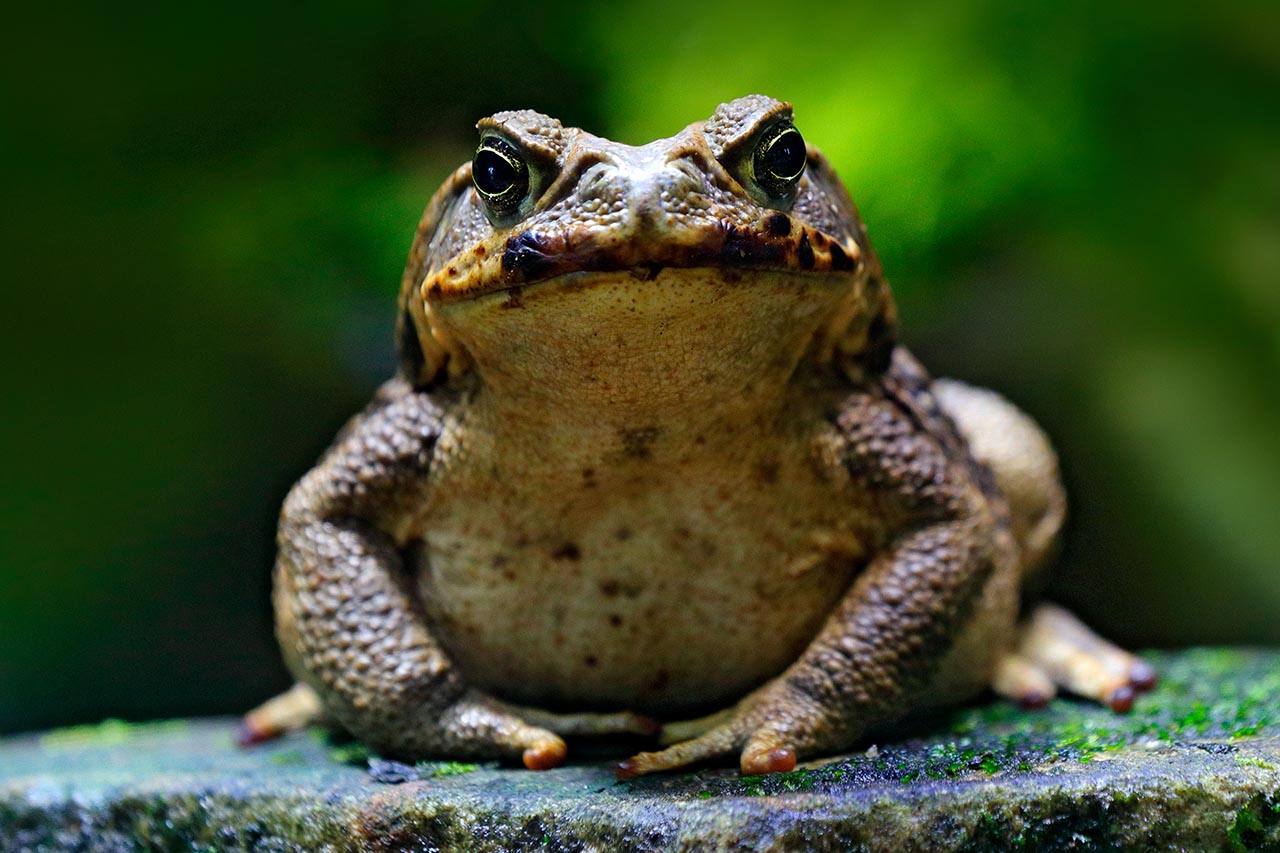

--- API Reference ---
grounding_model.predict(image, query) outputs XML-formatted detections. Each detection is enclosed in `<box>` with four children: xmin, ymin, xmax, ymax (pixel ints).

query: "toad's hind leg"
<box><xmin>933</xmin><ymin>379</ymin><xmax>1156</xmax><ymax>710</ymax></box>
<box><xmin>931</xmin><ymin>379</ymin><xmax>1065</xmax><ymax>576</ymax></box>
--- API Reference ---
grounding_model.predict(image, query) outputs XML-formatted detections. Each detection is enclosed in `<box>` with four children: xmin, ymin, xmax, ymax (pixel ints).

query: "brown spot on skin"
<box><xmin>608</xmin><ymin>613</ymin><xmax>623</xmax><ymax>627</ymax></box>
<box><xmin>811</xmin><ymin>231</ymin><xmax>828</xmax><ymax>249</ymax></box>
<box><xmin>493</xmin><ymin>554</ymin><xmax>516</xmax><ymax>581</ymax></box>
<box><xmin>500</xmin><ymin>287</ymin><xmax>524</xmax><ymax>310</ymax></box>
<box><xmin>599</xmin><ymin>580</ymin><xmax>621</xmax><ymax>597</ymax></box>
<box><xmin>427</xmin><ymin>282</ymin><xmax>443</xmax><ymax>298</ymax></box>
<box><xmin>447</xmin><ymin>265</ymin><xmax>458</xmax><ymax>277</ymax></box>
<box><xmin>755</xmin><ymin>460</ymin><xmax>780</xmax><ymax>484</ymax></box>
<box><xmin>765</xmin><ymin>212</ymin><xmax>791</xmax><ymax>236</ymax></box>
<box><xmin>829</xmin><ymin>242</ymin><xmax>855</xmax><ymax>271</ymax></box>
<box><xmin>584</xmin><ymin>654</ymin><xmax>598</xmax><ymax>668</ymax></box>
<box><xmin>552</xmin><ymin>542</ymin><xmax>581</xmax><ymax>561</ymax></box>
<box><xmin>619</xmin><ymin>426</ymin><xmax>660</xmax><ymax>459</ymax></box>
<box><xmin>796</xmin><ymin>232</ymin><xmax>815</xmax><ymax>270</ymax></box>
<box><xmin>647</xmin><ymin>669</ymin><xmax>671</xmax><ymax>692</ymax></box>
<box><xmin>614</xmin><ymin>526</ymin><xmax>632</xmax><ymax>541</ymax></box>
<box><xmin>473</xmin><ymin>245</ymin><xmax>486</xmax><ymax>258</ymax></box>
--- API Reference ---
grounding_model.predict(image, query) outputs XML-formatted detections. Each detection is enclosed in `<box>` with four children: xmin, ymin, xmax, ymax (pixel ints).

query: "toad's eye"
<box><xmin>472</xmin><ymin>137</ymin><xmax>529</xmax><ymax>213</ymax></box>
<box><xmin>752</xmin><ymin>122</ymin><xmax>806</xmax><ymax>197</ymax></box>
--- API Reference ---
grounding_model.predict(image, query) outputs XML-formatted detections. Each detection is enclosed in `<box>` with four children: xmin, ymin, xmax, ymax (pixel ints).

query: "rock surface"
<box><xmin>2</xmin><ymin>648</ymin><xmax>1279</xmax><ymax>852</ymax></box>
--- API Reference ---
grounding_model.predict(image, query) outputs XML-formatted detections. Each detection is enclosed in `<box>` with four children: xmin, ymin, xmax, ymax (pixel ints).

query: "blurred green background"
<box><xmin>2</xmin><ymin>0</ymin><xmax>1277</xmax><ymax>735</ymax></box>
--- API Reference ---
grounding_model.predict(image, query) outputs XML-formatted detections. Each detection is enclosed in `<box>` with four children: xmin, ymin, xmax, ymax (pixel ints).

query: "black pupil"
<box><xmin>474</xmin><ymin>147</ymin><xmax>519</xmax><ymax>196</ymax></box>
<box><xmin>764</xmin><ymin>128</ymin><xmax>805</xmax><ymax>180</ymax></box>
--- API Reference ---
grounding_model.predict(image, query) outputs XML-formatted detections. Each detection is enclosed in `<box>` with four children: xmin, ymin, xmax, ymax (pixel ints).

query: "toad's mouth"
<box><xmin>421</xmin><ymin>217</ymin><xmax>866</xmax><ymax>304</ymax></box>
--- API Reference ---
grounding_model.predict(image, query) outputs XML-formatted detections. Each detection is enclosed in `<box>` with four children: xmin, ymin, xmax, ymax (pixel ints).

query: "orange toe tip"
<box><xmin>522</xmin><ymin>738</ymin><xmax>567</xmax><ymax>771</ymax></box>
<box><xmin>1108</xmin><ymin>685</ymin><xmax>1136</xmax><ymax>713</ymax></box>
<box><xmin>743</xmin><ymin>746</ymin><xmax>796</xmax><ymax>775</ymax></box>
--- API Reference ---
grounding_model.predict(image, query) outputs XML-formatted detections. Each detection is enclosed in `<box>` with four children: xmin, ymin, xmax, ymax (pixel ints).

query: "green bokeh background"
<box><xmin>2</xmin><ymin>1</ymin><xmax>1277</xmax><ymax>735</ymax></box>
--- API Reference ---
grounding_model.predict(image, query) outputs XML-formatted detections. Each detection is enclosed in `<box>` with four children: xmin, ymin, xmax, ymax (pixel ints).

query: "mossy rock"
<box><xmin>3</xmin><ymin>648</ymin><xmax>1279</xmax><ymax>851</ymax></box>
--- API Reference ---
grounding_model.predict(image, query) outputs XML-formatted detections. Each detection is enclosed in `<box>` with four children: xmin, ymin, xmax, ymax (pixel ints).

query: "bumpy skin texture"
<box><xmin>263</xmin><ymin>95</ymin><xmax>1149</xmax><ymax>775</ymax></box>
<box><xmin>274</xmin><ymin>380</ymin><xmax>574</xmax><ymax>768</ymax></box>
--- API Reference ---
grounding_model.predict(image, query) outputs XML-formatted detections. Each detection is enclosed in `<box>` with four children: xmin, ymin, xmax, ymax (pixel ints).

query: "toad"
<box><xmin>244</xmin><ymin>95</ymin><xmax>1154</xmax><ymax>776</ymax></box>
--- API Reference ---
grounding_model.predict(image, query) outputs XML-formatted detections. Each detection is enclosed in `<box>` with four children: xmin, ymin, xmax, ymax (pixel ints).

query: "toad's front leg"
<box><xmin>266</xmin><ymin>382</ymin><xmax>569</xmax><ymax>769</ymax></box>
<box><xmin>618</xmin><ymin>515</ymin><xmax>1004</xmax><ymax>776</ymax></box>
<box><xmin>619</xmin><ymin>360</ymin><xmax>1014</xmax><ymax>777</ymax></box>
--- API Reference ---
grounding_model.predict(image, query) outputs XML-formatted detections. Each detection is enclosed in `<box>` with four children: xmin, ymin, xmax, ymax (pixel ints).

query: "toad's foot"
<box><xmin>239</xmin><ymin>683</ymin><xmax>567</xmax><ymax>769</ymax></box>
<box><xmin>616</xmin><ymin>701</ymin><xmax>793</xmax><ymax>773</ymax></box>
<box><xmin>615</xmin><ymin>682</ymin><xmax>811</xmax><ymax>778</ymax></box>
<box><xmin>242</xmin><ymin>684</ymin><xmax>657</xmax><ymax>759</ymax></box>
<box><xmin>616</xmin><ymin>730</ymin><xmax>749</xmax><ymax>779</ymax></box>
<box><xmin>607</xmin><ymin>708</ymin><xmax>737</xmax><ymax>775</ymax></box>
<box><xmin>992</xmin><ymin>603</ymin><xmax>1157</xmax><ymax>711</ymax></box>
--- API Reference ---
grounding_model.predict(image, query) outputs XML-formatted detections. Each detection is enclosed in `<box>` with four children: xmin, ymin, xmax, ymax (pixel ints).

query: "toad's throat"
<box><xmin>423</xmin><ymin>219</ymin><xmax>864</xmax><ymax>303</ymax></box>
<box><xmin>428</xmin><ymin>266</ymin><xmax>859</xmax><ymax>426</ymax></box>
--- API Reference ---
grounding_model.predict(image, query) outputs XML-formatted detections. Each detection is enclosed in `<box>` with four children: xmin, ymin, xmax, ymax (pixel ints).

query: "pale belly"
<box><xmin>411</xmin><ymin>424</ymin><xmax>870</xmax><ymax>716</ymax></box>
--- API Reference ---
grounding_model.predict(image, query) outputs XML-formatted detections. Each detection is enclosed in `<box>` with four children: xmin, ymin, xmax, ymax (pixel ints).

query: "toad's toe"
<box><xmin>521</xmin><ymin>736</ymin><xmax>568</xmax><ymax>771</ymax></box>
<box><xmin>1006</xmin><ymin>603</ymin><xmax>1155</xmax><ymax>711</ymax></box>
